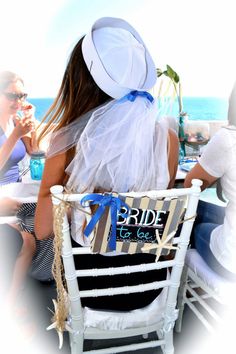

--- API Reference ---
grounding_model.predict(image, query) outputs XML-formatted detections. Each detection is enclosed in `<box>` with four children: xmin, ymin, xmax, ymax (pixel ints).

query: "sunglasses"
<box><xmin>3</xmin><ymin>92</ymin><xmax>28</xmax><ymax>101</ymax></box>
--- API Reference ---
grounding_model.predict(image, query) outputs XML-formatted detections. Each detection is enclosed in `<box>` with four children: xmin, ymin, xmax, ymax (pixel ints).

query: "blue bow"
<box><xmin>81</xmin><ymin>194</ymin><xmax>130</xmax><ymax>251</ymax></box>
<box><xmin>119</xmin><ymin>90</ymin><xmax>154</xmax><ymax>103</ymax></box>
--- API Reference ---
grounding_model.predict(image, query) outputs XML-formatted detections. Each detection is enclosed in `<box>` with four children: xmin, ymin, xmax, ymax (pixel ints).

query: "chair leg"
<box><xmin>162</xmin><ymin>330</ymin><xmax>174</xmax><ymax>354</ymax></box>
<box><xmin>175</xmin><ymin>265</ymin><xmax>188</xmax><ymax>333</ymax></box>
<box><xmin>70</xmin><ymin>332</ymin><xmax>84</xmax><ymax>354</ymax></box>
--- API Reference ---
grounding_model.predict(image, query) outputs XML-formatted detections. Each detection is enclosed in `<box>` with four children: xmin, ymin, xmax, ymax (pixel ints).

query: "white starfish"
<box><xmin>141</xmin><ymin>230</ymin><xmax>178</xmax><ymax>261</ymax></box>
<box><xmin>46</xmin><ymin>299</ymin><xmax>73</xmax><ymax>349</ymax></box>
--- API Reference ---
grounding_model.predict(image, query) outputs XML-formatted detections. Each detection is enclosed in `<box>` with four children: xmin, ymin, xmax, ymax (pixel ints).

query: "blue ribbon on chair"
<box><xmin>118</xmin><ymin>90</ymin><xmax>154</xmax><ymax>104</ymax></box>
<box><xmin>81</xmin><ymin>194</ymin><xmax>130</xmax><ymax>251</ymax></box>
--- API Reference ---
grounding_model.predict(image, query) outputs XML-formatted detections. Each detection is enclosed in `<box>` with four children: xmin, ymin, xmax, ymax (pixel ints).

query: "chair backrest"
<box><xmin>50</xmin><ymin>179</ymin><xmax>202</xmax><ymax>350</ymax></box>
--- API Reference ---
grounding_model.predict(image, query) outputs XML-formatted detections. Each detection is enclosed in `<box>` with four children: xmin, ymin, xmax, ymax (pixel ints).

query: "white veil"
<box><xmin>46</xmin><ymin>94</ymin><xmax>170</xmax><ymax>194</ymax></box>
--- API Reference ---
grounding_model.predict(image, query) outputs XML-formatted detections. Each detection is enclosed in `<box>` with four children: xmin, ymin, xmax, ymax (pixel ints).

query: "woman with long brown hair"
<box><xmin>35</xmin><ymin>17</ymin><xmax>179</xmax><ymax>310</ymax></box>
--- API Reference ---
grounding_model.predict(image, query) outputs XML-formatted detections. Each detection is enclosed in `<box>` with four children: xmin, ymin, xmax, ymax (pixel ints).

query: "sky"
<box><xmin>0</xmin><ymin>0</ymin><xmax>236</xmax><ymax>98</ymax></box>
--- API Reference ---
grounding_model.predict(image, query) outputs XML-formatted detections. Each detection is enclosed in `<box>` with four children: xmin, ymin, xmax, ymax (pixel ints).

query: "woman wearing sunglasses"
<box><xmin>0</xmin><ymin>71</ymin><xmax>40</xmax><ymax>311</ymax></box>
<box><xmin>0</xmin><ymin>70</ymin><xmax>36</xmax><ymax>185</ymax></box>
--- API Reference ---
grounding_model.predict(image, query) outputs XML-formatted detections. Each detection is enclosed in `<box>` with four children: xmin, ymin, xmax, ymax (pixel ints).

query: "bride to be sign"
<box><xmin>91</xmin><ymin>194</ymin><xmax>186</xmax><ymax>255</ymax></box>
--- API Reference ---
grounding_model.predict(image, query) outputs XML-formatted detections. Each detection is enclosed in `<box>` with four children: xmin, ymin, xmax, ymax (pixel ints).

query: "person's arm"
<box><xmin>167</xmin><ymin>128</ymin><xmax>179</xmax><ymax>188</ymax></box>
<box><xmin>21</xmin><ymin>132</ymin><xmax>37</xmax><ymax>155</ymax></box>
<box><xmin>0</xmin><ymin>198</ymin><xmax>22</xmax><ymax>216</ymax></box>
<box><xmin>184</xmin><ymin>162</ymin><xmax>217</xmax><ymax>190</ymax></box>
<box><xmin>184</xmin><ymin>129</ymin><xmax>229</xmax><ymax>190</ymax></box>
<box><xmin>34</xmin><ymin>151</ymin><xmax>69</xmax><ymax>240</ymax></box>
<box><xmin>16</xmin><ymin>103</ymin><xmax>39</xmax><ymax>155</ymax></box>
<box><xmin>0</xmin><ymin>118</ymin><xmax>33</xmax><ymax>170</ymax></box>
<box><xmin>0</xmin><ymin>130</ymin><xmax>21</xmax><ymax>170</ymax></box>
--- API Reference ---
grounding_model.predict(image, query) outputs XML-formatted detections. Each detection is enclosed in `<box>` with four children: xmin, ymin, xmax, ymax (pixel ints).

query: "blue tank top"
<box><xmin>0</xmin><ymin>127</ymin><xmax>26</xmax><ymax>185</ymax></box>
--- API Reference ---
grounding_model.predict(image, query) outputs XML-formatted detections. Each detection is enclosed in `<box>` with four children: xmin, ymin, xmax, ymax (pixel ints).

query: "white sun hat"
<box><xmin>82</xmin><ymin>17</ymin><xmax>157</xmax><ymax>99</ymax></box>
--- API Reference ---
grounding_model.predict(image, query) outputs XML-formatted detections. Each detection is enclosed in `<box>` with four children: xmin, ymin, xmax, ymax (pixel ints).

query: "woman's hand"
<box><xmin>13</xmin><ymin>116</ymin><xmax>35</xmax><ymax>139</ymax></box>
<box><xmin>0</xmin><ymin>198</ymin><xmax>22</xmax><ymax>216</ymax></box>
<box><xmin>21</xmin><ymin>102</ymin><xmax>38</xmax><ymax>129</ymax></box>
<box><xmin>20</xmin><ymin>102</ymin><xmax>39</xmax><ymax>152</ymax></box>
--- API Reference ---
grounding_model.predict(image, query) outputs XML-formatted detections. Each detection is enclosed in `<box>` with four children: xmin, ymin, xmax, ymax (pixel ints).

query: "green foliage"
<box><xmin>156</xmin><ymin>65</ymin><xmax>179</xmax><ymax>84</ymax></box>
<box><xmin>157</xmin><ymin>64</ymin><xmax>183</xmax><ymax>114</ymax></box>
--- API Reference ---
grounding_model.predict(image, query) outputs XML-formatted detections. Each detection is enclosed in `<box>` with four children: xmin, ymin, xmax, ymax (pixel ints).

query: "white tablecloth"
<box><xmin>0</xmin><ymin>182</ymin><xmax>40</xmax><ymax>203</ymax></box>
<box><xmin>0</xmin><ymin>182</ymin><xmax>40</xmax><ymax>224</ymax></box>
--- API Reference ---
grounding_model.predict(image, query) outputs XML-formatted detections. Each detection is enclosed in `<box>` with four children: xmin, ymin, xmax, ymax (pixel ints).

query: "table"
<box><xmin>199</xmin><ymin>188</ymin><xmax>227</xmax><ymax>207</ymax></box>
<box><xmin>0</xmin><ymin>173</ymin><xmax>227</xmax><ymax>225</ymax></box>
<box><xmin>176</xmin><ymin>166</ymin><xmax>187</xmax><ymax>181</ymax></box>
<box><xmin>0</xmin><ymin>182</ymin><xmax>40</xmax><ymax>224</ymax></box>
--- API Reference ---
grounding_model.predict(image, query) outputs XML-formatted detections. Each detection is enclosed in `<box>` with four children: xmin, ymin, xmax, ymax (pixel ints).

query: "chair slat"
<box><xmin>79</xmin><ymin>279</ymin><xmax>171</xmax><ymax>298</ymax></box>
<box><xmin>72</xmin><ymin>259</ymin><xmax>176</xmax><ymax>277</ymax></box>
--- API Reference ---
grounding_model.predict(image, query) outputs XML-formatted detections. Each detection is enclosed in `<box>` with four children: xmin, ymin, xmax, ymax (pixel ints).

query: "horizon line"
<box><xmin>28</xmin><ymin>95</ymin><xmax>228</xmax><ymax>100</ymax></box>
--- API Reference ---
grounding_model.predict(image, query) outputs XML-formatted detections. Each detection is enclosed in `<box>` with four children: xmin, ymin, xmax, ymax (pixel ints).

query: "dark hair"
<box><xmin>0</xmin><ymin>71</ymin><xmax>24</xmax><ymax>93</ymax></box>
<box><xmin>38</xmin><ymin>37</ymin><xmax>110</xmax><ymax>142</ymax></box>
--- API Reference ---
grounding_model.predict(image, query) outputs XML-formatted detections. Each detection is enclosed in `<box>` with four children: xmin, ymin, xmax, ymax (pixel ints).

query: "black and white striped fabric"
<box><xmin>30</xmin><ymin>237</ymin><xmax>54</xmax><ymax>281</ymax></box>
<box><xmin>16</xmin><ymin>203</ymin><xmax>36</xmax><ymax>234</ymax></box>
<box><xmin>16</xmin><ymin>203</ymin><xmax>54</xmax><ymax>282</ymax></box>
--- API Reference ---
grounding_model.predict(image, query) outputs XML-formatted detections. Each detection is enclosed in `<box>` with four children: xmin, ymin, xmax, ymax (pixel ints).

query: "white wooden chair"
<box><xmin>49</xmin><ymin>179</ymin><xmax>202</xmax><ymax>354</ymax></box>
<box><xmin>175</xmin><ymin>248</ymin><xmax>236</xmax><ymax>334</ymax></box>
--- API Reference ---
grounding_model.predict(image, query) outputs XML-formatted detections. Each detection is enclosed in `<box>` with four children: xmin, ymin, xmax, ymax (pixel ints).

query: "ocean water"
<box><xmin>29</xmin><ymin>98</ymin><xmax>53</xmax><ymax>121</ymax></box>
<box><xmin>172</xmin><ymin>97</ymin><xmax>228</xmax><ymax>121</ymax></box>
<box><xmin>29</xmin><ymin>97</ymin><xmax>228</xmax><ymax>122</ymax></box>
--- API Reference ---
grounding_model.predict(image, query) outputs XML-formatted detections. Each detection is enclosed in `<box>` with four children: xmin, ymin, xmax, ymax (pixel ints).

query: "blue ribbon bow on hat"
<box><xmin>81</xmin><ymin>194</ymin><xmax>130</xmax><ymax>251</ymax></box>
<box><xmin>126</xmin><ymin>90</ymin><xmax>154</xmax><ymax>102</ymax></box>
<box><xmin>118</xmin><ymin>90</ymin><xmax>154</xmax><ymax>103</ymax></box>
